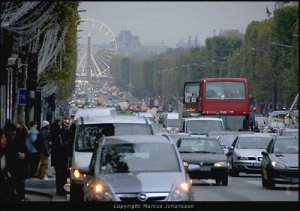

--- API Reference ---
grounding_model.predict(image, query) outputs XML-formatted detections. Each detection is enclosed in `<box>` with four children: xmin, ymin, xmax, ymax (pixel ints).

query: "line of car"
<box><xmin>68</xmin><ymin>109</ymin><xmax>299</xmax><ymax>201</ymax></box>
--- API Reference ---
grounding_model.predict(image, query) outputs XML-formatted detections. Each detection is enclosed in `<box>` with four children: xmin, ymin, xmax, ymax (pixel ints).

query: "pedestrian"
<box><xmin>4</xmin><ymin>122</ymin><xmax>27</xmax><ymax>201</ymax></box>
<box><xmin>50</xmin><ymin>119</ymin><xmax>69</xmax><ymax>196</ymax></box>
<box><xmin>0</xmin><ymin>128</ymin><xmax>17</xmax><ymax>201</ymax></box>
<box><xmin>25</xmin><ymin>120</ymin><xmax>40</xmax><ymax>178</ymax></box>
<box><xmin>34</xmin><ymin>120</ymin><xmax>52</xmax><ymax>180</ymax></box>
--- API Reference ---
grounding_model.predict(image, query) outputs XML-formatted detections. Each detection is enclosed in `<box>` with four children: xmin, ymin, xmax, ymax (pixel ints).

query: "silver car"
<box><xmin>227</xmin><ymin>133</ymin><xmax>274</xmax><ymax>176</ymax></box>
<box><xmin>79</xmin><ymin>135</ymin><xmax>194</xmax><ymax>201</ymax></box>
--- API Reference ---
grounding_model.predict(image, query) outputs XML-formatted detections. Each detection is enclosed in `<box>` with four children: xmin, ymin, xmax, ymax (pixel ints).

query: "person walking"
<box><xmin>4</xmin><ymin>122</ymin><xmax>27</xmax><ymax>201</ymax></box>
<box><xmin>34</xmin><ymin>120</ymin><xmax>52</xmax><ymax>180</ymax></box>
<box><xmin>0</xmin><ymin>128</ymin><xmax>17</xmax><ymax>201</ymax></box>
<box><xmin>50</xmin><ymin>119</ymin><xmax>68</xmax><ymax>196</ymax></box>
<box><xmin>25</xmin><ymin>120</ymin><xmax>40</xmax><ymax>178</ymax></box>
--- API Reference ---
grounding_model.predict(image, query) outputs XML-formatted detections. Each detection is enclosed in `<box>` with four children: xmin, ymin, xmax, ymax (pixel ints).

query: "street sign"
<box><xmin>19</xmin><ymin>88</ymin><xmax>27</xmax><ymax>105</ymax></box>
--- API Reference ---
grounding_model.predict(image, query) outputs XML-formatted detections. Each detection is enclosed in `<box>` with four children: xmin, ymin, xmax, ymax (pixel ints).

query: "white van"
<box><xmin>164</xmin><ymin>112</ymin><xmax>180</xmax><ymax>133</ymax></box>
<box><xmin>74</xmin><ymin>107</ymin><xmax>116</xmax><ymax>120</ymax></box>
<box><xmin>70</xmin><ymin>115</ymin><xmax>154</xmax><ymax>201</ymax></box>
<box><xmin>180</xmin><ymin>117</ymin><xmax>225</xmax><ymax>136</ymax></box>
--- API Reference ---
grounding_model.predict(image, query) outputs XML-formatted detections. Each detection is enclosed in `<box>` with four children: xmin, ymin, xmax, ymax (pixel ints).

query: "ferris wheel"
<box><xmin>76</xmin><ymin>18</ymin><xmax>118</xmax><ymax>78</ymax></box>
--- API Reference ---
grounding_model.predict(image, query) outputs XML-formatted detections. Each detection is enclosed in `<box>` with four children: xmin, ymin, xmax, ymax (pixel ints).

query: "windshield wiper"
<box><xmin>194</xmin><ymin>151</ymin><xmax>216</xmax><ymax>154</ymax></box>
<box><xmin>180</xmin><ymin>151</ymin><xmax>194</xmax><ymax>153</ymax></box>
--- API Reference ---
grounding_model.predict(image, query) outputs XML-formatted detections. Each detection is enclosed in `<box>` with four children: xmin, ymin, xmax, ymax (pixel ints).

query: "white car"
<box><xmin>227</xmin><ymin>133</ymin><xmax>274</xmax><ymax>176</ymax></box>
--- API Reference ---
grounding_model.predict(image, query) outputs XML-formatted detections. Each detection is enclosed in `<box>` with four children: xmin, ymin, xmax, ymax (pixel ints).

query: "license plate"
<box><xmin>291</xmin><ymin>178</ymin><xmax>298</xmax><ymax>183</ymax></box>
<box><xmin>253</xmin><ymin>163</ymin><xmax>261</xmax><ymax>167</ymax></box>
<box><xmin>200</xmin><ymin>166</ymin><xmax>211</xmax><ymax>171</ymax></box>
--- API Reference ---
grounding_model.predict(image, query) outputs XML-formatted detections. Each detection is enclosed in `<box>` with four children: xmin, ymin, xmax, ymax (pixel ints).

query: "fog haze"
<box><xmin>78</xmin><ymin>1</ymin><xmax>276</xmax><ymax>48</ymax></box>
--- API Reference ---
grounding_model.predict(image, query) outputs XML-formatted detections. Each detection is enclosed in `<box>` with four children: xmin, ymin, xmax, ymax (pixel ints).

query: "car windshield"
<box><xmin>75</xmin><ymin>123</ymin><xmax>153</xmax><ymax>151</ymax></box>
<box><xmin>186</xmin><ymin>120</ymin><xmax>224</xmax><ymax>135</ymax></box>
<box><xmin>273</xmin><ymin>139</ymin><xmax>299</xmax><ymax>154</ymax></box>
<box><xmin>100</xmin><ymin>143</ymin><xmax>180</xmax><ymax>173</ymax></box>
<box><xmin>236</xmin><ymin>136</ymin><xmax>273</xmax><ymax>149</ymax></box>
<box><xmin>218</xmin><ymin>135</ymin><xmax>236</xmax><ymax>147</ymax></box>
<box><xmin>177</xmin><ymin>139</ymin><xmax>224</xmax><ymax>154</ymax></box>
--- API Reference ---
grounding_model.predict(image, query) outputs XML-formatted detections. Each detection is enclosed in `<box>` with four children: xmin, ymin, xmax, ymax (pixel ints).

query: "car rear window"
<box><xmin>100</xmin><ymin>143</ymin><xmax>180</xmax><ymax>173</ymax></box>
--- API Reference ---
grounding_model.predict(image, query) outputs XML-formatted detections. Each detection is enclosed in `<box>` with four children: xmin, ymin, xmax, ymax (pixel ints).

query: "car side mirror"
<box><xmin>261</xmin><ymin>151</ymin><xmax>268</xmax><ymax>156</ymax></box>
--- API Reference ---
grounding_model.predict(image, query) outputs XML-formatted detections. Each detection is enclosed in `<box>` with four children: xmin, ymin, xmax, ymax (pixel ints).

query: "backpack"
<box><xmin>33</xmin><ymin>133</ymin><xmax>44</xmax><ymax>152</ymax></box>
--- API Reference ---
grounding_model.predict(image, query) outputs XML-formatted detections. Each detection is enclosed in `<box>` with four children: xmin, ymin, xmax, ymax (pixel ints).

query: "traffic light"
<box><xmin>27</xmin><ymin>52</ymin><xmax>38</xmax><ymax>90</ymax></box>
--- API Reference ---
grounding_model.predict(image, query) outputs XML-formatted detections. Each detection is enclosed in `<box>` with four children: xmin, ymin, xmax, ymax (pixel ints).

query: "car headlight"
<box><xmin>271</xmin><ymin>161</ymin><xmax>286</xmax><ymax>169</ymax></box>
<box><xmin>72</xmin><ymin>169</ymin><xmax>86</xmax><ymax>180</ymax></box>
<box><xmin>87</xmin><ymin>182</ymin><xmax>116</xmax><ymax>201</ymax></box>
<box><xmin>168</xmin><ymin>181</ymin><xmax>191</xmax><ymax>201</ymax></box>
<box><xmin>214</xmin><ymin>162</ymin><xmax>227</xmax><ymax>167</ymax></box>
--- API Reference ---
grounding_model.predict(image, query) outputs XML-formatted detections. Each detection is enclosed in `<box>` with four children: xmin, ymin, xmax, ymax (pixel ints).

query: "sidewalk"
<box><xmin>24</xmin><ymin>166</ymin><xmax>69</xmax><ymax>201</ymax></box>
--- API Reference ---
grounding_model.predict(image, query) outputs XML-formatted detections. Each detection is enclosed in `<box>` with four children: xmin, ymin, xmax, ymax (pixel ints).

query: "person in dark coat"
<box><xmin>50</xmin><ymin>119</ymin><xmax>68</xmax><ymax>195</ymax></box>
<box><xmin>0</xmin><ymin>128</ymin><xmax>17</xmax><ymax>201</ymax></box>
<box><xmin>4</xmin><ymin>122</ymin><xmax>27</xmax><ymax>201</ymax></box>
<box><xmin>34</xmin><ymin>120</ymin><xmax>52</xmax><ymax>179</ymax></box>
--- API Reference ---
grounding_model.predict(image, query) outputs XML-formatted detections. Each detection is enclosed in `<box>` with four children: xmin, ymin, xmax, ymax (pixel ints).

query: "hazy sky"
<box><xmin>78</xmin><ymin>1</ymin><xmax>276</xmax><ymax>48</ymax></box>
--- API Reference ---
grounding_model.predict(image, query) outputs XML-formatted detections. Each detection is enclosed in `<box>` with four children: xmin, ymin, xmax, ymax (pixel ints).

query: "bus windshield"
<box><xmin>205</xmin><ymin>81</ymin><xmax>245</xmax><ymax>100</ymax></box>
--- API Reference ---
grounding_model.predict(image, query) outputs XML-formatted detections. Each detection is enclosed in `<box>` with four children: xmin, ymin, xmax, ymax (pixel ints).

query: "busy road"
<box><xmin>25</xmin><ymin>173</ymin><xmax>298</xmax><ymax>202</ymax></box>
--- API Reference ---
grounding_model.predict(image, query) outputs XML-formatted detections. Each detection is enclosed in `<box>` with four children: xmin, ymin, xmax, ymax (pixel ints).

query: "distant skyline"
<box><xmin>78</xmin><ymin>1</ymin><xmax>276</xmax><ymax>48</ymax></box>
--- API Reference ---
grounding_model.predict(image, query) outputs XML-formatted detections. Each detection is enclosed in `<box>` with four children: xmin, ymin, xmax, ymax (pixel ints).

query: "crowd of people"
<box><xmin>0</xmin><ymin>118</ymin><xmax>73</xmax><ymax>201</ymax></box>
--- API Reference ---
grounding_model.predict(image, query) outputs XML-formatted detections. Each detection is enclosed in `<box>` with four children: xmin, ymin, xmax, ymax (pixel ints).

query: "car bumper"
<box><xmin>267</xmin><ymin>168</ymin><xmax>299</xmax><ymax>185</ymax></box>
<box><xmin>233</xmin><ymin>161</ymin><xmax>261</xmax><ymax>173</ymax></box>
<box><xmin>188</xmin><ymin>166</ymin><xmax>228</xmax><ymax>179</ymax></box>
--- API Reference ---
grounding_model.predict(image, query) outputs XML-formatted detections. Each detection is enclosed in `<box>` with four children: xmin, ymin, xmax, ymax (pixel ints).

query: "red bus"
<box><xmin>182</xmin><ymin>78</ymin><xmax>250</xmax><ymax>131</ymax></box>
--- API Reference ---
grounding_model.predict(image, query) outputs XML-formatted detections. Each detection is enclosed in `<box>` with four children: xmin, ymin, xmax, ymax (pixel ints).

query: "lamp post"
<box><xmin>270</xmin><ymin>41</ymin><xmax>294</xmax><ymax>111</ymax></box>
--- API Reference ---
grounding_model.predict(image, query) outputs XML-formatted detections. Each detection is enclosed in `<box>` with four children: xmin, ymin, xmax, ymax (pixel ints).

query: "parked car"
<box><xmin>176</xmin><ymin>136</ymin><xmax>228</xmax><ymax>185</ymax></box>
<box><xmin>261</xmin><ymin>136</ymin><xmax>299</xmax><ymax>189</ymax></box>
<box><xmin>79</xmin><ymin>135</ymin><xmax>194</xmax><ymax>201</ymax></box>
<box><xmin>70</xmin><ymin>115</ymin><xmax>154</xmax><ymax>201</ymax></box>
<box><xmin>226</xmin><ymin>133</ymin><xmax>274</xmax><ymax>176</ymax></box>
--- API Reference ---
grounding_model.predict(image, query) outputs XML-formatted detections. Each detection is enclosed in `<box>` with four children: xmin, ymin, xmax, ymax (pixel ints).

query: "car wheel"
<box><xmin>262</xmin><ymin>169</ymin><xmax>275</xmax><ymax>189</ymax></box>
<box><xmin>70</xmin><ymin>183</ymin><xmax>84</xmax><ymax>201</ymax></box>
<box><xmin>215</xmin><ymin>178</ymin><xmax>222</xmax><ymax>185</ymax></box>
<box><xmin>222</xmin><ymin>176</ymin><xmax>228</xmax><ymax>186</ymax></box>
<box><xmin>231</xmin><ymin>163</ymin><xmax>239</xmax><ymax>177</ymax></box>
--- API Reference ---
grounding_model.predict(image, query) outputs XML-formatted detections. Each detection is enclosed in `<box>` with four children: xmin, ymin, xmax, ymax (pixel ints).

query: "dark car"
<box><xmin>261</xmin><ymin>136</ymin><xmax>299</xmax><ymax>189</ymax></box>
<box><xmin>79</xmin><ymin>135</ymin><xmax>194</xmax><ymax>201</ymax></box>
<box><xmin>176</xmin><ymin>136</ymin><xmax>228</xmax><ymax>185</ymax></box>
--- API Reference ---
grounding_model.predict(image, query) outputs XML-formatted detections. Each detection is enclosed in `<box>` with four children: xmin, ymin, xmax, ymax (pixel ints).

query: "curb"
<box><xmin>25</xmin><ymin>189</ymin><xmax>53</xmax><ymax>199</ymax></box>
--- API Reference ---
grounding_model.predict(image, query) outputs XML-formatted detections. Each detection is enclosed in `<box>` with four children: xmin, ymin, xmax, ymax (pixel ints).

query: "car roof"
<box><xmin>102</xmin><ymin>135</ymin><xmax>172</xmax><ymax>145</ymax></box>
<box><xmin>75</xmin><ymin>107</ymin><xmax>116</xmax><ymax>119</ymax></box>
<box><xmin>275</xmin><ymin>136</ymin><xmax>298</xmax><ymax>141</ymax></box>
<box><xmin>76</xmin><ymin>115</ymin><xmax>151</xmax><ymax>125</ymax></box>
<box><xmin>183</xmin><ymin>117</ymin><xmax>223</xmax><ymax>121</ymax></box>
<box><xmin>237</xmin><ymin>133</ymin><xmax>273</xmax><ymax>138</ymax></box>
<box><xmin>178</xmin><ymin>136</ymin><xmax>219</xmax><ymax>141</ymax></box>
<box><xmin>208</xmin><ymin>131</ymin><xmax>254</xmax><ymax>136</ymax></box>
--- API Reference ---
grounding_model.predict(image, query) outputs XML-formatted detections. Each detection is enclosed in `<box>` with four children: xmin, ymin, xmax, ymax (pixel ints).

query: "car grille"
<box><xmin>117</xmin><ymin>193</ymin><xmax>169</xmax><ymax>202</ymax></box>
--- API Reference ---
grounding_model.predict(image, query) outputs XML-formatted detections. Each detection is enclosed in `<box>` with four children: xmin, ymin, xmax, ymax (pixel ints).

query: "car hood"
<box><xmin>99</xmin><ymin>172</ymin><xmax>183</xmax><ymax>193</ymax></box>
<box><xmin>73</xmin><ymin>152</ymin><xmax>93</xmax><ymax>169</ymax></box>
<box><xmin>234</xmin><ymin>148</ymin><xmax>265</xmax><ymax>157</ymax></box>
<box><xmin>180</xmin><ymin>153</ymin><xmax>227</xmax><ymax>163</ymax></box>
<box><xmin>269</xmin><ymin>154</ymin><xmax>299</xmax><ymax>167</ymax></box>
